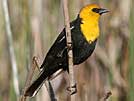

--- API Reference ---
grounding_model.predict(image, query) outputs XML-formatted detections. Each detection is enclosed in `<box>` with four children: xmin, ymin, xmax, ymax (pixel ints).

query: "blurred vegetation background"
<box><xmin>0</xmin><ymin>0</ymin><xmax>133</xmax><ymax>101</ymax></box>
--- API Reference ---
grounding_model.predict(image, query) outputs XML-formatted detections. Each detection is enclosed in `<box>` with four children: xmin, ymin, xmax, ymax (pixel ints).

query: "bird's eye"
<box><xmin>92</xmin><ymin>8</ymin><xmax>100</xmax><ymax>13</ymax></box>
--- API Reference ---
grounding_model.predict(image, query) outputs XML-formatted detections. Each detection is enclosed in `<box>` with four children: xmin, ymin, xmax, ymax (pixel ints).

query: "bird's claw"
<box><xmin>66</xmin><ymin>83</ymin><xmax>77</xmax><ymax>95</ymax></box>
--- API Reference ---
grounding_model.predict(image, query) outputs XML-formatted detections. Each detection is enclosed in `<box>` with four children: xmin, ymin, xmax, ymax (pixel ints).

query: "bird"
<box><xmin>24</xmin><ymin>4</ymin><xmax>109</xmax><ymax>97</ymax></box>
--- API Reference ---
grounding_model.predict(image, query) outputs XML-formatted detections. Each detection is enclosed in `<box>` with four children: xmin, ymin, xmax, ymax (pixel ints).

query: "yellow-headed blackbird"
<box><xmin>25</xmin><ymin>4</ymin><xmax>109</xmax><ymax>97</ymax></box>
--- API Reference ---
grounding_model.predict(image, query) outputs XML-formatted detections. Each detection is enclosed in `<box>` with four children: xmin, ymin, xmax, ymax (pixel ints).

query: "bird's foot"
<box><xmin>66</xmin><ymin>83</ymin><xmax>77</xmax><ymax>95</ymax></box>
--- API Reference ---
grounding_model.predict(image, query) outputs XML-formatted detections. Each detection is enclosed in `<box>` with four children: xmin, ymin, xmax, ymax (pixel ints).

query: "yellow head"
<box><xmin>79</xmin><ymin>4</ymin><xmax>109</xmax><ymax>43</ymax></box>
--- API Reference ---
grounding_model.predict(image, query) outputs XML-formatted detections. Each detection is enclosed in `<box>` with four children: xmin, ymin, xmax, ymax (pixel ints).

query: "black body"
<box><xmin>25</xmin><ymin>15</ymin><xmax>97</xmax><ymax>97</ymax></box>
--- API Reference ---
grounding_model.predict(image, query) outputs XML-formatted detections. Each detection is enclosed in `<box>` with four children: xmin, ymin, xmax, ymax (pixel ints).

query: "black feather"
<box><xmin>25</xmin><ymin>15</ymin><xmax>97</xmax><ymax>97</ymax></box>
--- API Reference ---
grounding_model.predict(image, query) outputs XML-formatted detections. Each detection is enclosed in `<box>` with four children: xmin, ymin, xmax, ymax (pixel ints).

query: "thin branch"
<box><xmin>62</xmin><ymin>0</ymin><xmax>76</xmax><ymax>100</ymax></box>
<box><xmin>2</xmin><ymin>0</ymin><xmax>20</xmax><ymax>100</ymax></box>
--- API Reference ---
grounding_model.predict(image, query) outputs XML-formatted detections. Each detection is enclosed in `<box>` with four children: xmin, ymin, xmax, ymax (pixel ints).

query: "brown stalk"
<box><xmin>62</xmin><ymin>0</ymin><xmax>77</xmax><ymax>100</ymax></box>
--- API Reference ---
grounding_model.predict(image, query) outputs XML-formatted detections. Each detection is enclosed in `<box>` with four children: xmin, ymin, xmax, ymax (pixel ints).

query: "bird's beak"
<box><xmin>99</xmin><ymin>8</ymin><xmax>109</xmax><ymax>15</ymax></box>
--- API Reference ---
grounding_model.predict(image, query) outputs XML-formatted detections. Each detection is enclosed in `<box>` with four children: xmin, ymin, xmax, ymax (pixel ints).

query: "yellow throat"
<box><xmin>79</xmin><ymin>4</ymin><xmax>101</xmax><ymax>43</ymax></box>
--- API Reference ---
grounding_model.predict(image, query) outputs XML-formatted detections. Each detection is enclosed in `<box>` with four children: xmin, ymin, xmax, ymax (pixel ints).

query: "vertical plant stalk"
<box><xmin>62</xmin><ymin>0</ymin><xmax>76</xmax><ymax>100</ymax></box>
<box><xmin>2</xmin><ymin>0</ymin><xmax>20</xmax><ymax>99</ymax></box>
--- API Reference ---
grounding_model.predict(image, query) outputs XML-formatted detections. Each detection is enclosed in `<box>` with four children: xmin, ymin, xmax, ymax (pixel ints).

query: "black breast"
<box><xmin>72</xmin><ymin>31</ymin><xmax>97</xmax><ymax>65</ymax></box>
<box><xmin>71</xmin><ymin>15</ymin><xmax>97</xmax><ymax>65</ymax></box>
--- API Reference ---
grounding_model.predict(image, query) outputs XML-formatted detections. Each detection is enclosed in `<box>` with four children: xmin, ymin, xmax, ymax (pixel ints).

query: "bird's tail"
<box><xmin>24</xmin><ymin>71</ymin><xmax>48</xmax><ymax>97</ymax></box>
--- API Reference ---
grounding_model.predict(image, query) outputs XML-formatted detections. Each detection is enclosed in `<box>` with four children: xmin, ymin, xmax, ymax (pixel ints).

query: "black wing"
<box><xmin>40</xmin><ymin>28</ymin><xmax>67</xmax><ymax>69</ymax></box>
<box><xmin>40</xmin><ymin>16</ymin><xmax>80</xmax><ymax>72</ymax></box>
